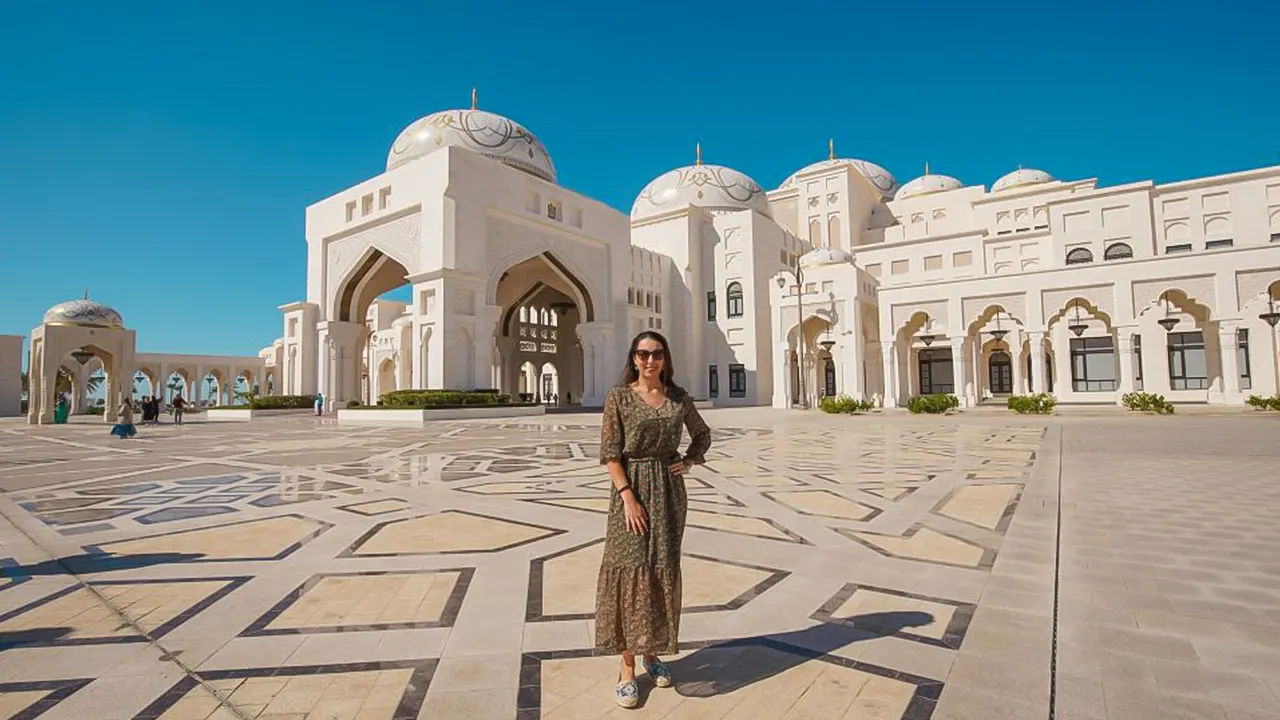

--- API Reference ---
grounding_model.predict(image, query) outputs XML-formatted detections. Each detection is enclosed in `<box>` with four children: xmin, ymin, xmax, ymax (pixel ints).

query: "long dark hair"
<box><xmin>618</xmin><ymin>331</ymin><xmax>685</xmax><ymax>399</ymax></box>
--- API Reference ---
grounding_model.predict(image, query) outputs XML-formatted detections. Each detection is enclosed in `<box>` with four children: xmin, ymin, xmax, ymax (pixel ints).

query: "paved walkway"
<box><xmin>0</xmin><ymin>409</ymin><xmax>1275</xmax><ymax>719</ymax></box>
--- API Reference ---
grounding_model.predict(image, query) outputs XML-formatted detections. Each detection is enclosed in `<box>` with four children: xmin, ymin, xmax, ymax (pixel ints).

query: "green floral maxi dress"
<box><xmin>594</xmin><ymin>385</ymin><xmax>712</xmax><ymax>655</ymax></box>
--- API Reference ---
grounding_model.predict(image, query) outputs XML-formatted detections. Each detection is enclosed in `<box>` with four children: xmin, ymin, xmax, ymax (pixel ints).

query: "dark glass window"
<box><xmin>917</xmin><ymin>349</ymin><xmax>954</xmax><ymax>395</ymax></box>
<box><xmin>1104</xmin><ymin>243</ymin><xmax>1133</xmax><ymax>260</ymax></box>
<box><xmin>729</xmin><ymin>364</ymin><xmax>746</xmax><ymax>398</ymax></box>
<box><xmin>726</xmin><ymin>282</ymin><xmax>744</xmax><ymax>318</ymax></box>
<box><xmin>1070</xmin><ymin>337</ymin><xmax>1117</xmax><ymax>392</ymax></box>
<box><xmin>1167</xmin><ymin>331</ymin><xmax>1208</xmax><ymax>390</ymax></box>
<box><xmin>709</xmin><ymin>365</ymin><xmax>719</xmax><ymax>398</ymax></box>
<box><xmin>1065</xmin><ymin>248</ymin><xmax>1094</xmax><ymax>265</ymax></box>
<box><xmin>706</xmin><ymin>291</ymin><xmax>716</xmax><ymax>321</ymax></box>
<box><xmin>1239</xmin><ymin>328</ymin><xmax>1251</xmax><ymax>390</ymax></box>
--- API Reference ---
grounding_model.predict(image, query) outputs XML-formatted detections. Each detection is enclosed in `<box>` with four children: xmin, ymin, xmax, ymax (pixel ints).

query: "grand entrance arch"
<box><xmin>321</xmin><ymin>248</ymin><xmax>412</xmax><ymax>408</ymax></box>
<box><xmin>494</xmin><ymin>252</ymin><xmax>594</xmax><ymax>406</ymax></box>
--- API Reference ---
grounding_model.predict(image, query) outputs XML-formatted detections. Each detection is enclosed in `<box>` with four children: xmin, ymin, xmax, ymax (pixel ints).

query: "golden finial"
<box><xmin>696</xmin><ymin>142</ymin><xmax>702</xmax><ymax>166</ymax></box>
<box><xmin>828</xmin><ymin>138</ymin><xmax>835</xmax><ymax>161</ymax></box>
<box><xmin>925</xmin><ymin>161</ymin><xmax>931</xmax><ymax>176</ymax></box>
<box><xmin>470</xmin><ymin>87</ymin><xmax>477</xmax><ymax>111</ymax></box>
<box><xmin>83</xmin><ymin>287</ymin><xmax>89</xmax><ymax>300</ymax></box>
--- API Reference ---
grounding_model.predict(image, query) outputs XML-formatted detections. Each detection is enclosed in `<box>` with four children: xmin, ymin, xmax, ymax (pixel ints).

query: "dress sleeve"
<box><xmin>599</xmin><ymin>388</ymin><xmax>624</xmax><ymax>464</ymax></box>
<box><xmin>681</xmin><ymin>397</ymin><xmax>712</xmax><ymax>465</ymax></box>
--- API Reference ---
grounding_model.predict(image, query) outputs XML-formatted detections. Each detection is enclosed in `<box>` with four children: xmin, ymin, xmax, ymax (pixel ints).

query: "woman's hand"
<box><xmin>668</xmin><ymin>458</ymin><xmax>692</xmax><ymax>476</ymax></box>
<box><xmin>622</xmin><ymin>493</ymin><xmax>648</xmax><ymax>535</ymax></box>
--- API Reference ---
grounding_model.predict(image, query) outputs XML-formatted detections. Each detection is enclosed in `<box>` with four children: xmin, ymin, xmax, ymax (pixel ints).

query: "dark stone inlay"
<box><xmin>130</xmin><ymin>660</ymin><xmax>437</xmax><ymax>720</ymax></box>
<box><xmin>37</xmin><ymin>508</ymin><xmax>136</xmax><ymax>525</ymax></box>
<box><xmin>249</xmin><ymin>493</ymin><xmax>328</xmax><ymax>508</ymax></box>
<box><xmin>0</xmin><ymin>678</ymin><xmax>94</xmax><ymax>720</ymax></box>
<box><xmin>241</xmin><ymin>568</ymin><xmax>474</xmax><ymax>636</ymax></box>
<box><xmin>335</xmin><ymin>498</ymin><xmax>411</xmax><ymax>516</ymax></box>
<box><xmin>810</xmin><ymin>583</ymin><xmax>977</xmax><ymax>650</ymax></box>
<box><xmin>136</xmin><ymin>506</ymin><xmax>237</xmax><ymax>525</ymax></box>
<box><xmin>75</xmin><ymin>483</ymin><xmax>163</xmax><ymax>497</ymax></box>
<box><xmin>0</xmin><ymin>577</ymin><xmax>250</xmax><ymax>648</ymax></box>
<box><xmin>85</xmin><ymin>514</ymin><xmax>334</xmax><ymax>563</ymax></box>
<box><xmin>173</xmin><ymin>475</ymin><xmax>246</xmax><ymax>486</ymax></box>
<box><xmin>56</xmin><ymin>522</ymin><xmax>118</xmax><ymax>536</ymax></box>
<box><xmin>833</xmin><ymin>523</ymin><xmax>998</xmax><ymax>570</ymax></box>
<box><xmin>519</xmin><ymin>636</ymin><xmax>941</xmax><ymax>718</ymax></box>
<box><xmin>340</xmin><ymin>510</ymin><xmax>566</xmax><ymax>558</ymax></box>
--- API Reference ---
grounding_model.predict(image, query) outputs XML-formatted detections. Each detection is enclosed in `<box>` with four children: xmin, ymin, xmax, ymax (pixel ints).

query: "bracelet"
<box><xmin>616</xmin><ymin>485</ymin><xmax>634</xmax><ymax>496</ymax></box>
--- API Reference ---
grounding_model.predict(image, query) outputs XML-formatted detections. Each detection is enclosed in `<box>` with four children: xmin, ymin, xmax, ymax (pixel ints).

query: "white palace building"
<box><xmin>253</xmin><ymin>95</ymin><xmax>1280</xmax><ymax>412</ymax></box>
<box><xmin>24</xmin><ymin>95</ymin><xmax>1277</xmax><ymax>422</ymax></box>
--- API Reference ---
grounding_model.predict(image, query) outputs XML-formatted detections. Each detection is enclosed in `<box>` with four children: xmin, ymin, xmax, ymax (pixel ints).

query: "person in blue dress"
<box><xmin>109</xmin><ymin>399</ymin><xmax>138</xmax><ymax>439</ymax></box>
<box><xmin>53</xmin><ymin>395</ymin><xmax>70</xmax><ymax>424</ymax></box>
<box><xmin>314</xmin><ymin>392</ymin><xmax>324</xmax><ymax>416</ymax></box>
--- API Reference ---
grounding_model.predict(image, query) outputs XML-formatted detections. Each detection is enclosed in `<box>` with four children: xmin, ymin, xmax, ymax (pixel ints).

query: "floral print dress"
<box><xmin>594</xmin><ymin>385</ymin><xmax>712</xmax><ymax>654</ymax></box>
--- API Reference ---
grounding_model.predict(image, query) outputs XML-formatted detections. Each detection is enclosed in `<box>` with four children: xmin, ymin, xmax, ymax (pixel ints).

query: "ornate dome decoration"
<box><xmin>894</xmin><ymin>164</ymin><xmax>963</xmax><ymax>201</ymax></box>
<box><xmin>992</xmin><ymin>167</ymin><xmax>1054</xmax><ymax>192</ymax></box>
<box><xmin>631</xmin><ymin>144</ymin><xmax>770</xmax><ymax>221</ymax></box>
<box><xmin>386</xmin><ymin>89</ymin><xmax>556</xmax><ymax>183</ymax></box>
<box><xmin>799</xmin><ymin>247</ymin><xmax>854</xmax><ymax>267</ymax></box>
<box><xmin>43</xmin><ymin>296</ymin><xmax>124</xmax><ymax>329</ymax></box>
<box><xmin>779</xmin><ymin>140</ymin><xmax>899</xmax><ymax>199</ymax></box>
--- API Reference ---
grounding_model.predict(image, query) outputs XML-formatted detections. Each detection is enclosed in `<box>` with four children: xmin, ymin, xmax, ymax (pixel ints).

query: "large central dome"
<box><xmin>386</xmin><ymin>107</ymin><xmax>556</xmax><ymax>183</ymax></box>
<box><xmin>631</xmin><ymin>156</ymin><xmax>770</xmax><ymax>221</ymax></box>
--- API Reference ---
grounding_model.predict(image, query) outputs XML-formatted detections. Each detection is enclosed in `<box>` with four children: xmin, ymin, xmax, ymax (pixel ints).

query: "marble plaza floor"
<box><xmin>0</xmin><ymin>408</ymin><xmax>1277</xmax><ymax>720</ymax></box>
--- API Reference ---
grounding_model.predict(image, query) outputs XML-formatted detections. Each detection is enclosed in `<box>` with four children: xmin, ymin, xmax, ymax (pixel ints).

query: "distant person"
<box><xmin>594</xmin><ymin>331</ymin><xmax>712</xmax><ymax>708</ymax></box>
<box><xmin>171</xmin><ymin>394</ymin><xmax>187</xmax><ymax>425</ymax></box>
<box><xmin>314</xmin><ymin>392</ymin><xmax>324</xmax><ymax>416</ymax></box>
<box><xmin>54</xmin><ymin>395</ymin><xmax>71</xmax><ymax>424</ymax></box>
<box><xmin>110</xmin><ymin>399</ymin><xmax>138</xmax><ymax>439</ymax></box>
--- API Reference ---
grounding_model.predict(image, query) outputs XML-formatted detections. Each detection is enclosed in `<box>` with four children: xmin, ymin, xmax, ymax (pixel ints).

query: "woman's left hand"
<box><xmin>668</xmin><ymin>459</ymin><xmax>691</xmax><ymax>476</ymax></box>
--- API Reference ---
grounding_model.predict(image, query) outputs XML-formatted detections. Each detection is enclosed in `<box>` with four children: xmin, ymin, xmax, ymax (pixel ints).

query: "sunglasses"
<box><xmin>634</xmin><ymin>349</ymin><xmax>665</xmax><ymax>362</ymax></box>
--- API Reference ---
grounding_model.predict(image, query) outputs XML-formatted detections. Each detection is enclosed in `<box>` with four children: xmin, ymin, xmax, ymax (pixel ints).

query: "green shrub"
<box><xmin>379</xmin><ymin>389</ymin><xmax>515</xmax><ymax>408</ymax></box>
<box><xmin>907</xmin><ymin>394</ymin><xmax>960</xmax><ymax>414</ymax></box>
<box><xmin>819</xmin><ymin>395</ymin><xmax>876</xmax><ymax>414</ymax></box>
<box><xmin>87</xmin><ymin>406</ymin><xmax>106</xmax><ymax>416</ymax></box>
<box><xmin>1006</xmin><ymin>393</ymin><xmax>1056</xmax><ymax>415</ymax></box>
<box><xmin>1121</xmin><ymin>392</ymin><xmax>1175</xmax><ymax>414</ymax></box>
<box><xmin>245</xmin><ymin>395</ymin><xmax>317</xmax><ymax>410</ymax></box>
<box><xmin>347</xmin><ymin>400</ymin><xmax>361</xmax><ymax>409</ymax></box>
<box><xmin>1245</xmin><ymin>394</ymin><xmax>1280</xmax><ymax>411</ymax></box>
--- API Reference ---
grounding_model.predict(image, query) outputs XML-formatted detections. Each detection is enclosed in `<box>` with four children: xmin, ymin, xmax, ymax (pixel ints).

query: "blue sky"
<box><xmin>2</xmin><ymin>0</ymin><xmax>1277</xmax><ymax>362</ymax></box>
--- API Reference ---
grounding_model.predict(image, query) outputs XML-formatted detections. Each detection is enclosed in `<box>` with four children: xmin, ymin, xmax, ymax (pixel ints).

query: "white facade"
<box><xmin>280</xmin><ymin>101</ymin><xmax>1280</xmax><ymax>409</ymax></box>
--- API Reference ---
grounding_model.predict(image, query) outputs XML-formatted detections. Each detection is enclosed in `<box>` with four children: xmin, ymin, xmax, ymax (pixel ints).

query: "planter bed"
<box><xmin>338</xmin><ymin>404</ymin><xmax>545</xmax><ymax>424</ymax></box>
<box><xmin>196</xmin><ymin>407</ymin><xmax>315</xmax><ymax>422</ymax></box>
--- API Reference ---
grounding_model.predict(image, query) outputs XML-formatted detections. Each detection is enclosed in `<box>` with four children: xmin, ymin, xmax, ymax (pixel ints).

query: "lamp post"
<box><xmin>777</xmin><ymin>267</ymin><xmax>807</xmax><ymax>409</ymax></box>
<box><xmin>1261</xmin><ymin>289</ymin><xmax>1280</xmax><ymax>394</ymax></box>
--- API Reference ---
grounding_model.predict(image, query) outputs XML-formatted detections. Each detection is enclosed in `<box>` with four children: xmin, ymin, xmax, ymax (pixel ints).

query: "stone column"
<box><xmin>880</xmin><ymin>341</ymin><xmax>897</xmax><ymax>408</ymax></box>
<box><xmin>1029</xmin><ymin>332</ymin><xmax>1047</xmax><ymax>394</ymax></box>
<box><xmin>950</xmin><ymin>336</ymin><xmax>967</xmax><ymax>406</ymax></box>
<box><xmin>1116</xmin><ymin>329</ymin><xmax>1137</xmax><ymax>402</ymax></box>
<box><xmin>103</xmin><ymin>371</ymin><xmax>118</xmax><ymax>423</ymax></box>
<box><xmin>1218</xmin><ymin>324</ymin><xmax>1241</xmax><ymax>405</ymax></box>
<box><xmin>773</xmin><ymin>344</ymin><xmax>791</xmax><ymax>408</ymax></box>
<box><xmin>846</xmin><ymin>302</ymin><xmax>865</xmax><ymax>398</ymax></box>
<box><xmin>1010</xmin><ymin>331</ymin><xmax>1024</xmax><ymax>395</ymax></box>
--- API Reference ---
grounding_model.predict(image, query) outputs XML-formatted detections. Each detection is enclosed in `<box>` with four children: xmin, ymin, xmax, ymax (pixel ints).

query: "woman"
<box><xmin>314</xmin><ymin>392</ymin><xmax>324</xmax><ymax>416</ymax></box>
<box><xmin>595</xmin><ymin>331</ymin><xmax>711</xmax><ymax>708</ymax></box>
<box><xmin>110</xmin><ymin>398</ymin><xmax>138</xmax><ymax>439</ymax></box>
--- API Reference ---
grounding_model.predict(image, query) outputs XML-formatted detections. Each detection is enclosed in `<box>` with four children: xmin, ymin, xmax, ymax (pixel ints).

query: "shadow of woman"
<box><xmin>667</xmin><ymin>610</ymin><xmax>935</xmax><ymax>699</ymax></box>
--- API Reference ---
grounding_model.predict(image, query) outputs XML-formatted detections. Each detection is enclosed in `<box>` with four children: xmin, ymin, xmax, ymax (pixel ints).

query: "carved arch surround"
<box><xmin>487</xmin><ymin>249</ymin><xmax>598</xmax><ymax>323</ymax></box>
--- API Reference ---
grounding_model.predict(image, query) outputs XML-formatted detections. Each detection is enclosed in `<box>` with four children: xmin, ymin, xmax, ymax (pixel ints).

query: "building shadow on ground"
<box><xmin>667</xmin><ymin>611</ymin><xmax>935</xmax><ymax>700</ymax></box>
<box><xmin>0</xmin><ymin>627</ymin><xmax>73</xmax><ymax>650</ymax></box>
<box><xmin>0</xmin><ymin>552</ymin><xmax>204</xmax><ymax>579</ymax></box>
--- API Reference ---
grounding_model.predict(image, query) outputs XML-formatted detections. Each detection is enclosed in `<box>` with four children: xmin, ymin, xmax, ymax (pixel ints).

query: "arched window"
<box><xmin>1065</xmin><ymin>248</ymin><xmax>1094</xmax><ymax>265</ymax></box>
<box><xmin>519</xmin><ymin>307</ymin><xmax>528</xmax><ymax>323</ymax></box>
<box><xmin>1104</xmin><ymin>243</ymin><xmax>1133</xmax><ymax>261</ymax></box>
<box><xmin>726</xmin><ymin>282</ymin><xmax>745</xmax><ymax>318</ymax></box>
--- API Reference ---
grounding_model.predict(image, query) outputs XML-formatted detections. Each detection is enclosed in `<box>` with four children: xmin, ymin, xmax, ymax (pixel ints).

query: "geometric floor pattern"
<box><xmin>1</xmin><ymin>407</ymin><xmax>1277</xmax><ymax>718</ymax></box>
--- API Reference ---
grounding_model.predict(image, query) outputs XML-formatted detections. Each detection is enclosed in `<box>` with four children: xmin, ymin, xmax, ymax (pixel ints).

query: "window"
<box><xmin>344</xmin><ymin>201</ymin><xmax>357</xmax><ymax>222</ymax></box>
<box><xmin>547</xmin><ymin>201</ymin><xmax>560</xmax><ymax>220</ymax></box>
<box><xmin>362</xmin><ymin>193</ymin><xmax>374</xmax><ymax>216</ymax></box>
<box><xmin>1104</xmin><ymin>243</ymin><xmax>1133</xmax><ymax>260</ymax></box>
<box><xmin>917</xmin><ymin>349</ymin><xmax>954</xmax><ymax>395</ymax></box>
<box><xmin>1239</xmin><ymin>328</ymin><xmax>1252</xmax><ymax>390</ymax></box>
<box><xmin>709</xmin><ymin>365</ymin><xmax>719</xmax><ymax>398</ymax></box>
<box><xmin>891</xmin><ymin>259</ymin><xmax>909</xmax><ymax>275</ymax></box>
<box><xmin>952</xmin><ymin>251</ymin><xmax>972</xmax><ymax>267</ymax></box>
<box><xmin>1271</xmin><ymin>233</ymin><xmax>1280</xmax><ymax>243</ymax></box>
<box><xmin>1065</xmin><ymin>248</ymin><xmax>1094</xmax><ymax>265</ymax></box>
<box><xmin>378</xmin><ymin>186</ymin><xmax>392</xmax><ymax>209</ymax></box>
<box><xmin>1167</xmin><ymin>332</ymin><xmax>1208</xmax><ymax>390</ymax></box>
<box><xmin>1205</xmin><ymin>238</ymin><xmax>1234</xmax><ymax>250</ymax></box>
<box><xmin>655</xmin><ymin>295</ymin><xmax>662</xmax><ymax>314</ymax></box>
<box><xmin>1133</xmin><ymin>334</ymin><xmax>1144</xmax><ymax>391</ymax></box>
<box><xmin>627</xmin><ymin>287</ymin><xmax>635</xmax><ymax>305</ymax></box>
<box><xmin>1165</xmin><ymin>243</ymin><xmax>1193</xmax><ymax>254</ymax></box>
<box><xmin>726</xmin><ymin>282</ymin><xmax>744</xmax><ymax>318</ymax></box>
<box><xmin>1070</xmin><ymin>337</ymin><xmax>1117</xmax><ymax>392</ymax></box>
<box><xmin>645</xmin><ymin>292</ymin><xmax>653</xmax><ymax>309</ymax></box>
<box><xmin>647</xmin><ymin>317</ymin><xmax>654</xmax><ymax>328</ymax></box>
<box><xmin>706</xmin><ymin>291</ymin><xmax>716</xmax><ymax>321</ymax></box>
<box><xmin>728</xmin><ymin>364</ymin><xmax>746</xmax><ymax>398</ymax></box>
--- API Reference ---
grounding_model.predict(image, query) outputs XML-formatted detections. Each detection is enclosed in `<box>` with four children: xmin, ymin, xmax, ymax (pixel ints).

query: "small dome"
<box><xmin>43</xmin><ymin>298</ymin><xmax>124</xmax><ymax>329</ymax></box>
<box><xmin>779</xmin><ymin>158</ymin><xmax>898</xmax><ymax>199</ymax></box>
<box><xmin>799</xmin><ymin>247</ymin><xmax>854</xmax><ymax>267</ymax></box>
<box><xmin>894</xmin><ymin>172</ymin><xmax>963</xmax><ymax>200</ymax></box>
<box><xmin>631</xmin><ymin>163</ymin><xmax>770</xmax><ymax>221</ymax></box>
<box><xmin>992</xmin><ymin>167</ymin><xmax>1054</xmax><ymax>192</ymax></box>
<box><xmin>387</xmin><ymin>108</ymin><xmax>556</xmax><ymax>183</ymax></box>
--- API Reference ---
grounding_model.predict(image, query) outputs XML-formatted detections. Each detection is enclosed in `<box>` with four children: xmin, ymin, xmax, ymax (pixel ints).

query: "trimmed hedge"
<box><xmin>379</xmin><ymin>389</ymin><xmax>513</xmax><ymax>407</ymax></box>
<box><xmin>1246</xmin><ymin>394</ymin><xmax>1280</xmax><ymax>411</ymax></box>
<box><xmin>819</xmin><ymin>395</ymin><xmax>876</xmax><ymax>414</ymax></box>
<box><xmin>1121</xmin><ymin>392</ymin><xmax>1174</xmax><ymax>414</ymax></box>
<box><xmin>244</xmin><ymin>395</ymin><xmax>317</xmax><ymax>410</ymax></box>
<box><xmin>906</xmin><ymin>394</ymin><xmax>960</xmax><ymax>414</ymax></box>
<box><xmin>1006</xmin><ymin>393</ymin><xmax>1056</xmax><ymax>415</ymax></box>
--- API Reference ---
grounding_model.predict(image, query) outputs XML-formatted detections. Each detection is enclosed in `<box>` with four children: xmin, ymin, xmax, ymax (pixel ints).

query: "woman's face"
<box><xmin>634</xmin><ymin>337</ymin><xmax>665</xmax><ymax>381</ymax></box>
